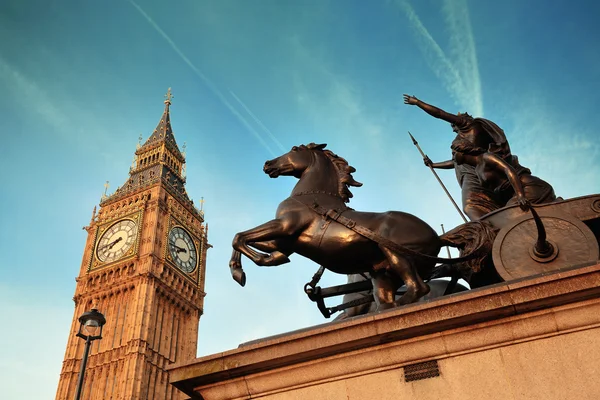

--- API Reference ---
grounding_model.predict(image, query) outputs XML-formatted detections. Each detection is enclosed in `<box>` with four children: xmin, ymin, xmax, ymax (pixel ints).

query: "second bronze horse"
<box><xmin>230</xmin><ymin>143</ymin><xmax>496</xmax><ymax>310</ymax></box>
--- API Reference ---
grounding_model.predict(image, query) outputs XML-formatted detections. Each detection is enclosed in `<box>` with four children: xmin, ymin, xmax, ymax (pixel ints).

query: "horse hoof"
<box><xmin>375</xmin><ymin>303</ymin><xmax>395</xmax><ymax>312</ymax></box>
<box><xmin>231</xmin><ymin>268</ymin><xmax>246</xmax><ymax>287</ymax></box>
<box><xmin>395</xmin><ymin>292</ymin><xmax>420</xmax><ymax>306</ymax></box>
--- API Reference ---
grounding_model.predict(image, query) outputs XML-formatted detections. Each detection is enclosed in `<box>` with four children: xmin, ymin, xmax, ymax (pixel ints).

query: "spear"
<box><xmin>440</xmin><ymin>224</ymin><xmax>452</xmax><ymax>258</ymax></box>
<box><xmin>408</xmin><ymin>131</ymin><xmax>468</xmax><ymax>223</ymax></box>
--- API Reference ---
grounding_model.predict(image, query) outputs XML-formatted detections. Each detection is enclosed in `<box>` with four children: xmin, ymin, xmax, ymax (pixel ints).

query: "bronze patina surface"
<box><xmin>229</xmin><ymin>143</ymin><xmax>495</xmax><ymax>309</ymax></box>
<box><xmin>227</xmin><ymin>97</ymin><xmax>600</xmax><ymax>317</ymax></box>
<box><xmin>404</xmin><ymin>94</ymin><xmax>557</xmax><ymax>220</ymax></box>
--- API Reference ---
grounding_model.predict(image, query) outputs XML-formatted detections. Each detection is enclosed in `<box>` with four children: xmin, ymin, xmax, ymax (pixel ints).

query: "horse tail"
<box><xmin>439</xmin><ymin>221</ymin><xmax>497</xmax><ymax>273</ymax></box>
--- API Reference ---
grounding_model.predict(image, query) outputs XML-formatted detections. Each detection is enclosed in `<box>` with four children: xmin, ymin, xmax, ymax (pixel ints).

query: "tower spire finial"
<box><xmin>101</xmin><ymin>181</ymin><xmax>110</xmax><ymax>200</ymax></box>
<box><xmin>164</xmin><ymin>87</ymin><xmax>173</xmax><ymax>106</ymax></box>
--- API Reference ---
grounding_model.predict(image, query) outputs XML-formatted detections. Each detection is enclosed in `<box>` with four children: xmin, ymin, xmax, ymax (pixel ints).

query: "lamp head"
<box><xmin>77</xmin><ymin>308</ymin><xmax>106</xmax><ymax>340</ymax></box>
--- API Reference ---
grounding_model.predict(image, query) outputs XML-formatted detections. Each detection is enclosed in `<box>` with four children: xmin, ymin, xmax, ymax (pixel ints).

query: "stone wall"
<box><xmin>168</xmin><ymin>262</ymin><xmax>600</xmax><ymax>400</ymax></box>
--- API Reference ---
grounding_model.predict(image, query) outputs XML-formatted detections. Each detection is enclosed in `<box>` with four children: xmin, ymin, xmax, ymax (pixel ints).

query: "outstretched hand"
<box><xmin>403</xmin><ymin>94</ymin><xmax>419</xmax><ymax>105</ymax></box>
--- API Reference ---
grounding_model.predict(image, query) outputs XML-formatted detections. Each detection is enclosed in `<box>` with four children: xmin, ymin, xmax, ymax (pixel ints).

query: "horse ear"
<box><xmin>348</xmin><ymin>178</ymin><xmax>363</xmax><ymax>187</ymax></box>
<box><xmin>314</xmin><ymin>143</ymin><xmax>327</xmax><ymax>150</ymax></box>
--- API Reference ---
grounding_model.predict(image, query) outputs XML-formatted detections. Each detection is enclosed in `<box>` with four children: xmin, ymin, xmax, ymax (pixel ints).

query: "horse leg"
<box><xmin>230</xmin><ymin>228</ymin><xmax>292</xmax><ymax>286</ymax></box>
<box><xmin>230</xmin><ymin>240</ymin><xmax>290</xmax><ymax>286</ymax></box>
<box><xmin>247</xmin><ymin>240</ymin><xmax>292</xmax><ymax>267</ymax></box>
<box><xmin>232</xmin><ymin>219</ymin><xmax>291</xmax><ymax>266</ymax></box>
<box><xmin>370</xmin><ymin>270</ymin><xmax>396</xmax><ymax>311</ymax></box>
<box><xmin>229</xmin><ymin>249</ymin><xmax>246</xmax><ymax>286</ymax></box>
<box><xmin>230</xmin><ymin>249</ymin><xmax>242</xmax><ymax>269</ymax></box>
<box><xmin>379</xmin><ymin>246</ymin><xmax>430</xmax><ymax>305</ymax></box>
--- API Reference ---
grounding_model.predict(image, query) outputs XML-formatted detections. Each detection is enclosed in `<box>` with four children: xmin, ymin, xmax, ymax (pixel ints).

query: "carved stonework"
<box><xmin>56</xmin><ymin>90</ymin><xmax>209</xmax><ymax>400</ymax></box>
<box><xmin>87</xmin><ymin>211</ymin><xmax>143</xmax><ymax>272</ymax></box>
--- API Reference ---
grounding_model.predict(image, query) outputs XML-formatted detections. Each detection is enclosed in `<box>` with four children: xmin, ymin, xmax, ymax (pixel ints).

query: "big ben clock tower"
<box><xmin>56</xmin><ymin>89</ymin><xmax>209</xmax><ymax>400</ymax></box>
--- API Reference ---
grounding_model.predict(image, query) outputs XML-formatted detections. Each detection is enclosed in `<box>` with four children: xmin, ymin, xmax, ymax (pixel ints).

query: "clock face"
<box><xmin>96</xmin><ymin>219</ymin><xmax>138</xmax><ymax>263</ymax></box>
<box><xmin>168</xmin><ymin>227</ymin><xmax>197</xmax><ymax>273</ymax></box>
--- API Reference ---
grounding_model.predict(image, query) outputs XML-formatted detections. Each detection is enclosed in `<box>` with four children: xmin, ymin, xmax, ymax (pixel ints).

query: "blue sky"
<box><xmin>1</xmin><ymin>0</ymin><xmax>600</xmax><ymax>397</ymax></box>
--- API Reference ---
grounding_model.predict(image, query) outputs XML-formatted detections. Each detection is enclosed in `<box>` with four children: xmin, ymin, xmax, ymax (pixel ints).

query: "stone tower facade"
<box><xmin>56</xmin><ymin>89</ymin><xmax>209</xmax><ymax>400</ymax></box>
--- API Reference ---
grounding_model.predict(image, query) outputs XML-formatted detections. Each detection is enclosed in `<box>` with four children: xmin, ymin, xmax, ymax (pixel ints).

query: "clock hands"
<box><xmin>108</xmin><ymin>237</ymin><xmax>123</xmax><ymax>250</ymax></box>
<box><xmin>169</xmin><ymin>241</ymin><xmax>188</xmax><ymax>254</ymax></box>
<box><xmin>98</xmin><ymin>236</ymin><xmax>123</xmax><ymax>251</ymax></box>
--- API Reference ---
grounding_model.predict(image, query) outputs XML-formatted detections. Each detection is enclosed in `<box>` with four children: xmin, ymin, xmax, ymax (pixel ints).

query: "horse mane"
<box><xmin>304</xmin><ymin>143</ymin><xmax>363</xmax><ymax>202</ymax></box>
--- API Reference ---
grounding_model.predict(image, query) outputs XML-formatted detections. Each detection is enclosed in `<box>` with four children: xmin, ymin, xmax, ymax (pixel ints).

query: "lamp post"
<box><xmin>74</xmin><ymin>308</ymin><xmax>106</xmax><ymax>400</ymax></box>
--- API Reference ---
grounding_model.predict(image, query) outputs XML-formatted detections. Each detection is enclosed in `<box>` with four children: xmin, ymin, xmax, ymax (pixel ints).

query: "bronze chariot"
<box><xmin>229</xmin><ymin>143</ymin><xmax>600</xmax><ymax>319</ymax></box>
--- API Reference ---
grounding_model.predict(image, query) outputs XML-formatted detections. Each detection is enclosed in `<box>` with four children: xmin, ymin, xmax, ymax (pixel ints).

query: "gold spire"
<box><xmin>101</xmin><ymin>181</ymin><xmax>110</xmax><ymax>200</ymax></box>
<box><xmin>164</xmin><ymin>87</ymin><xmax>174</xmax><ymax>105</ymax></box>
<box><xmin>142</xmin><ymin>88</ymin><xmax>177</xmax><ymax>147</ymax></box>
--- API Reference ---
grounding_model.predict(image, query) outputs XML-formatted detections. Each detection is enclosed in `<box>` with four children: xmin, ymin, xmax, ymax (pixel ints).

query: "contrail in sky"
<box><xmin>396</xmin><ymin>0</ymin><xmax>483</xmax><ymax>116</ymax></box>
<box><xmin>442</xmin><ymin>0</ymin><xmax>483</xmax><ymax>116</ymax></box>
<box><xmin>127</xmin><ymin>0</ymin><xmax>279</xmax><ymax>156</ymax></box>
<box><xmin>229</xmin><ymin>90</ymin><xmax>286</xmax><ymax>152</ymax></box>
<box><xmin>0</xmin><ymin>56</ymin><xmax>69</xmax><ymax>133</ymax></box>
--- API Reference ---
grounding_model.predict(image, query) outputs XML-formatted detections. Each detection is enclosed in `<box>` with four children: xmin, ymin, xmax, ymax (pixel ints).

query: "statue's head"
<box><xmin>451</xmin><ymin>112</ymin><xmax>473</xmax><ymax>133</ymax></box>
<box><xmin>451</xmin><ymin>137</ymin><xmax>486</xmax><ymax>156</ymax></box>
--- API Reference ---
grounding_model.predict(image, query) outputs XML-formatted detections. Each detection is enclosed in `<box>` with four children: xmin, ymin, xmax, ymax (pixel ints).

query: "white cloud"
<box><xmin>443</xmin><ymin>0</ymin><xmax>483</xmax><ymax>115</ymax></box>
<box><xmin>394</xmin><ymin>0</ymin><xmax>483</xmax><ymax>116</ymax></box>
<box><xmin>0</xmin><ymin>54</ymin><xmax>131</xmax><ymax>159</ymax></box>
<box><xmin>506</xmin><ymin>94</ymin><xmax>600</xmax><ymax>197</ymax></box>
<box><xmin>0</xmin><ymin>56</ymin><xmax>70</xmax><ymax>133</ymax></box>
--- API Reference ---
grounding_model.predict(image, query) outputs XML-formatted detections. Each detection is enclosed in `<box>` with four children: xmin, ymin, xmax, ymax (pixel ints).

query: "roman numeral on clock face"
<box><xmin>168</xmin><ymin>226</ymin><xmax>198</xmax><ymax>273</ymax></box>
<box><xmin>96</xmin><ymin>219</ymin><xmax>138</xmax><ymax>263</ymax></box>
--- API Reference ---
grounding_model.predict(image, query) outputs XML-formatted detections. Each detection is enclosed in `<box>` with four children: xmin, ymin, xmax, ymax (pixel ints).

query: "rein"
<box><xmin>291</xmin><ymin>197</ymin><xmax>481</xmax><ymax>264</ymax></box>
<box><xmin>292</xmin><ymin>190</ymin><xmax>343</xmax><ymax>198</ymax></box>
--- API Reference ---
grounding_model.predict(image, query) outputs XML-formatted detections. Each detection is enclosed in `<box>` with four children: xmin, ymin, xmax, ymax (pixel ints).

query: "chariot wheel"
<box><xmin>492</xmin><ymin>208</ymin><xmax>599</xmax><ymax>281</ymax></box>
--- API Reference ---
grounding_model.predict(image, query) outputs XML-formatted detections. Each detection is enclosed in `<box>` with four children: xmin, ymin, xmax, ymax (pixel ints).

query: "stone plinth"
<box><xmin>168</xmin><ymin>262</ymin><xmax>600</xmax><ymax>400</ymax></box>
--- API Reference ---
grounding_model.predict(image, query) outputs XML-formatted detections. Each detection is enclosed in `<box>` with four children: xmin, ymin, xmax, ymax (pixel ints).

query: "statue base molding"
<box><xmin>169</xmin><ymin>261</ymin><xmax>600</xmax><ymax>400</ymax></box>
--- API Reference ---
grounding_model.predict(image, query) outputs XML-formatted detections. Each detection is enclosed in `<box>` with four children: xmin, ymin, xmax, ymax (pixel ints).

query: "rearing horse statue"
<box><xmin>230</xmin><ymin>143</ymin><xmax>495</xmax><ymax>310</ymax></box>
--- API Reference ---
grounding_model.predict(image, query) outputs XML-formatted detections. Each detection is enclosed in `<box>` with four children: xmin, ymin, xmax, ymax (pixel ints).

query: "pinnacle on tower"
<box><xmin>101</xmin><ymin>89</ymin><xmax>193</xmax><ymax>209</ymax></box>
<box><xmin>141</xmin><ymin>88</ymin><xmax>183</xmax><ymax>160</ymax></box>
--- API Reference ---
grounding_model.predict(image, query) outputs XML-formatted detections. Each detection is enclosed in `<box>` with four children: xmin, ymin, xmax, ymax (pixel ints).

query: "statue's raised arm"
<box><xmin>404</xmin><ymin>92</ymin><xmax>558</xmax><ymax>220</ymax></box>
<box><xmin>403</xmin><ymin>94</ymin><xmax>463</xmax><ymax>127</ymax></box>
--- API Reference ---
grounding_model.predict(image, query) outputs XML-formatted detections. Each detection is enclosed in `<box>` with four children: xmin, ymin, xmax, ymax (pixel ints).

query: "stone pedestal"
<box><xmin>168</xmin><ymin>262</ymin><xmax>600</xmax><ymax>400</ymax></box>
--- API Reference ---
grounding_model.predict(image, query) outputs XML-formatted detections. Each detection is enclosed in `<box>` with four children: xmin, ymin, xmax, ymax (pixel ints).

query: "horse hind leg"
<box><xmin>379</xmin><ymin>245</ymin><xmax>430</xmax><ymax>305</ymax></box>
<box><xmin>229</xmin><ymin>250</ymin><xmax>246</xmax><ymax>287</ymax></box>
<box><xmin>371</xmin><ymin>270</ymin><xmax>396</xmax><ymax>311</ymax></box>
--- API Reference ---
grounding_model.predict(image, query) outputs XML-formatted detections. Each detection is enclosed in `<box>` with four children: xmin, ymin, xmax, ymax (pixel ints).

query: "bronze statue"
<box><xmin>229</xmin><ymin>143</ymin><xmax>495</xmax><ymax>309</ymax></box>
<box><xmin>330</xmin><ymin>274</ymin><xmax>468</xmax><ymax>321</ymax></box>
<box><xmin>403</xmin><ymin>95</ymin><xmax>557</xmax><ymax>219</ymax></box>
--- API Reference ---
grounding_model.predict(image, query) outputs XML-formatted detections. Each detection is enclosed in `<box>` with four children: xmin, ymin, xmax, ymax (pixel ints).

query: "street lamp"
<box><xmin>74</xmin><ymin>308</ymin><xmax>106</xmax><ymax>400</ymax></box>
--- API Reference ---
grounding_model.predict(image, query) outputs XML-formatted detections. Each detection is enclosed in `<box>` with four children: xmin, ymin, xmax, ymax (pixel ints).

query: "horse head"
<box><xmin>263</xmin><ymin>143</ymin><xmax>327</xmax><ymax>179</ymax></box>
<box><xmin>264</xmin><ymin>143</ymin><xmax>362</xmax><ymax>203</ymax></box>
